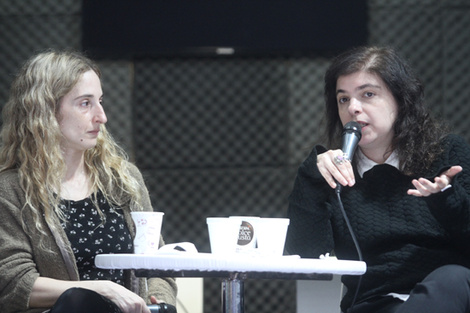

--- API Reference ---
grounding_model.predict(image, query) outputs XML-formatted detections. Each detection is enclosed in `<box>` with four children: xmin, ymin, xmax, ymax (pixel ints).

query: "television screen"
<box><xmin>82</xmin><ymin>0</ymin><xmax>368</xmax><ymax>58</ymax></box>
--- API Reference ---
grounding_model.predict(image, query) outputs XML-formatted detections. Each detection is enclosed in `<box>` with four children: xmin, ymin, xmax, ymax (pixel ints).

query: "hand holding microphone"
<box><xmin>317</xmin><ymin>121</ymin><xmax>362</xmax><ymax>190</ymax></box>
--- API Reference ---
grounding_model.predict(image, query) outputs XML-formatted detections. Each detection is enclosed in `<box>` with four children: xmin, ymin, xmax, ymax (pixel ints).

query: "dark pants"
<box><xmin>49</xmin><ymin>287</ymin><xmax>122</xmax><ymax>313</ymax></box>
<box><xmin>349</xmin><ymin>264</ymin><xmax>470</xmax><ymax>313</ymax></box>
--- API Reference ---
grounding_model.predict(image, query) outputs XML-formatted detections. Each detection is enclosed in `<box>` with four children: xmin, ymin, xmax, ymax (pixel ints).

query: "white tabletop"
<box><xmin>95</xmin><ymin>253</ymin><xmax>366</xmax><ymax>277</ymax></box>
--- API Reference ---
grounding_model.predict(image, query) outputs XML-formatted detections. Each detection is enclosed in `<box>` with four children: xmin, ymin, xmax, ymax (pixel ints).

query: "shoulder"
<box><xmin>0</xmin><ymin>168</ymin><xmax>20</xmax><ymax>181</ymax></box>
<box><xmin>0</xmin><ymin>169</ymin><xmax>22</xmax><ymax>194</ymax></box>
<box><xmin>0</xmin><ymin>169</ymin><xmax>25</xmax><ymax>210</ymax></box>
<box><xmin>430</xmin><ymin>134</ymin><xmax>470</xmax><ymax>173</ymax></box>
<box><xmin>444</xmin><ymin>133</ymin><xmax>468</xmax><ymax>143</ymax></box>
<box><xmin>125</xmin><ymin>162</ymin><xmax>145</xmax><ymax>182</ymax></box>
<box><xmin>117</xmin><ymin>161</ymin><xmax>147</xmax><ymax>191</ymax></box>
<box><xmin>442</xmin><ymin>134</ymin><xmax>470</xmax><ymax>152</ymax></box>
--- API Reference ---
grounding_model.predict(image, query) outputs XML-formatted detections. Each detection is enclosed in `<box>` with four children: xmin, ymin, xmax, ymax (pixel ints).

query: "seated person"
<box><xmin>0</xmin><ymin>50</ymin><xmax>177</xmax><ymax>313</ymax></box>
<box><xmin>286</xmin><ymin>46</ymin><xmax>470</xmax><ymax>313</ymax></box>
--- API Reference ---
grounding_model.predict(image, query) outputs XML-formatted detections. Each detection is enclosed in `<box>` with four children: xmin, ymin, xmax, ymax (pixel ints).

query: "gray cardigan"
<box><xmin>0</xmin><ymin>164</ymin><xmax>177</xmax><ymax>313</ymax></box>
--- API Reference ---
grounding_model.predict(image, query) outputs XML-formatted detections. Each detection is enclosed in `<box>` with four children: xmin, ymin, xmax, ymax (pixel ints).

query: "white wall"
<box><xmin>297</xmin><ymin>275</ymin><xmax>343</xmax><ymax>313</ymax></box>
<box><xmin>175</xmin><ymin>278</ymin><xmax>204</xmax><ymax>313</ymax></box>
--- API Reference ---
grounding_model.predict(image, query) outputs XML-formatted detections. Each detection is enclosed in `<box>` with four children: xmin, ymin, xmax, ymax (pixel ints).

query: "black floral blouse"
<box><xmin>60</xmin><ymin>192</ymin><xmax>133</xmax><ymax>286</ymax></box>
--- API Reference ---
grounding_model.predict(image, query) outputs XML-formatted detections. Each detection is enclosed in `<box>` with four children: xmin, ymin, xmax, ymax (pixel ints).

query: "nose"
<box><xmin>94</xmin><ymin>103</ymin><xmax>107</xmax><ymax>124</ymax></box>
<box><xmin>348</xmin><ymin>98</ymin><xmax>362</xmax><ymax>115</ymax></box>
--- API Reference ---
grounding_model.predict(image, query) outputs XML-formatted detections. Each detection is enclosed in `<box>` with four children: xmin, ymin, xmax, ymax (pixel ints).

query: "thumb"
<box><xmin>445</xmin><ymin>165</ymin><xmax>463</xmax><ymax>179</ymax></box>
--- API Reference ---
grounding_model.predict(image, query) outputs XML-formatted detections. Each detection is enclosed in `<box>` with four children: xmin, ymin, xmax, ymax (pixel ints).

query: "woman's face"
<box><xmin>336</xmin><ymin>71</ymin><xmax>398</xmax><ymax>159</ymax></box>
<box><xmin>58</xmin><ymin>70</ymin><xmax>107</xmax><ymax>154</ymax></box>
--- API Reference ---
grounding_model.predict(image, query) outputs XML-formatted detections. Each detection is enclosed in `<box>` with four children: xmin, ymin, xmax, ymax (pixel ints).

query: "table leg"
<box><xmin>222</xmin><ymin>277</ymin><xmax>244</xmax><ymax>313</ymax></box>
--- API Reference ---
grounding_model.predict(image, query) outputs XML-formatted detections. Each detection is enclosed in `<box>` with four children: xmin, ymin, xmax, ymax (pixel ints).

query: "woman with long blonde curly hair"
<box><xmin>0</xmin><ymin>50</ymin><xmax>177</xmax><ymax>313</ymax></box>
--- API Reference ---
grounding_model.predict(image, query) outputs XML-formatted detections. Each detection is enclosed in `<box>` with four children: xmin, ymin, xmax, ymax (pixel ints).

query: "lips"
<box><xmin>356</xmin><ymin>121</ymin><xmax>368</xmax><ymax>128</ymax></box>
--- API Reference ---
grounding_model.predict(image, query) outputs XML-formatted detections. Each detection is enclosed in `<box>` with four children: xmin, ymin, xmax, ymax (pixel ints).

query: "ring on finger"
<box><xmin>333</xmin><ymin>153</ymin><xmax>349</xmax><ymax>165</ymax></box>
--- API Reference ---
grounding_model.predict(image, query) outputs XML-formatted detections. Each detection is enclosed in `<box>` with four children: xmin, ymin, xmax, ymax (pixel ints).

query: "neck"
<box><xmin>61</xmin><ymin>150</ymin><xmax>91</xmax><ymax>201</ymax></box>
<box><xmin>359</xmin><ymin>147</ymin><xmax>393</xmax><ymax>164</ymax></box>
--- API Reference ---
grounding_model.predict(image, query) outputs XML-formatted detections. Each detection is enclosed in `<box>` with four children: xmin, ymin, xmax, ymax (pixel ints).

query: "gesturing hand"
<box><xmin>407</xmin><ymin>165</ymin><xmax>463</xmax><ymax>197</ymax></box>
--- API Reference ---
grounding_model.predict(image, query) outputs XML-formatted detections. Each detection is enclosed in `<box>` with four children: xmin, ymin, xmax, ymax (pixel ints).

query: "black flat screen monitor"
<box><xmin>82</xmin><ymin>0</ymin><xmax>368</xmax><ymax>58</ymax></box>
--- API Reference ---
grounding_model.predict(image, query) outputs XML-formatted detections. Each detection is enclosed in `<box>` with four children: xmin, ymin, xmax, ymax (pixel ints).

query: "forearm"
<box><xmin>30</xmin><ymin>276</ymin><xmax>151</xmax><ymax>313</ymax></box>
<box><xmin>29</xmin><ymin>277</ymin><xmax>95</xmax><ymax>308</ymax></box>
<box><xmin>29</xmin><ymin>277</ymin><xmax>121</xmax><ymax>308</ymax></box>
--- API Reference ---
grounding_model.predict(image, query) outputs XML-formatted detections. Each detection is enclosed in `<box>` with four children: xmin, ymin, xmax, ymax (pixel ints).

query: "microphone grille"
<box><xmin>343</xmin><ymin>121</ymin><xmax>362</xmax><ymax>139</ymax></box>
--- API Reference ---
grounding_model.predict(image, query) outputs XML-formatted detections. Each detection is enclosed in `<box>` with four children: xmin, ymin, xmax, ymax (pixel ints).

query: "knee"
<box><xmin>418</xmin><ymin>264</ymin><xmax>470</xmax><ymax>295</ymax></box>
<box><xmin>56</xmin><ymin>288</ymin><xmax>91</xmax><ymax>304</ymax></box>
<box><xmin>402</xmin><ymin>265</ymin><xmax>470</xmax><ymax>313</ymax></box>
<box><xmin>426</xmin><ymin>264</ymin><xmax>470</xmax><ymax>285</ymax></box>
<box><xmin>58</xmin><ymin>287</ymin><xmax>82</xmax><ymax>299</ymax></box>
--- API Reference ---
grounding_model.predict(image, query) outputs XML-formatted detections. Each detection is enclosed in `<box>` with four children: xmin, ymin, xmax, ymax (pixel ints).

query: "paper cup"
<box><xmin>256</xmin><ymin>218</ymin><xmax>290</xmax><ymax>256</ymax></box>
<box><xmin>229</xmin><ymin>216</ymin><xmax>259</xmax><ymax>252</ymax></box>
<box><xmin>131</xmin><ymin>211</ymin><xmax>164</xmax><ymax>254</ymax></box>
<box><xmin>206</xmin><ymin>217</ymin><xmax>241</xmax><ymax>254</ymax></box>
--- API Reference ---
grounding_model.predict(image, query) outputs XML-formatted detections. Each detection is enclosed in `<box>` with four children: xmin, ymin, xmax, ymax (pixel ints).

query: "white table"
<box><xmin>95</xmin><ymin>253</ymin><xmax>366</xmax><ymax>313</ymax></box>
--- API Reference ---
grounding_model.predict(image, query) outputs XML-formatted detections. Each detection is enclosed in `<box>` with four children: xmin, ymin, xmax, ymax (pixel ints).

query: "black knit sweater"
<box><xmin>285</xmin><ymin>134</ymin><xmax>470</xmax><ymax>312</ymax></box>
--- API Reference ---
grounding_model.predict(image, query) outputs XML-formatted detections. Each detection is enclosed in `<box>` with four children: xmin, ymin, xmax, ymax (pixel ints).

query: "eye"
<box><xmin>80</xmin><ymin>100</ymin><xmax>91</xmax><ymax>107</ymax></box>
<box><xmin>337</xmin><ymin>96</ymin><xmax>349</xmax><ymax>104</ymax></box>
<box><xmin>364</xmin><ymin>91</ymin><xmax>375</xmax><ymax>98</ymax></box>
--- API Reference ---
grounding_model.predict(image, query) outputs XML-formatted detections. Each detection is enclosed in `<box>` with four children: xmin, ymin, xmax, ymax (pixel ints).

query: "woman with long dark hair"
<box><xmin>286</xmin><ymin>46</ymin><xmax>470</xmax><ymax>313</ymax></box>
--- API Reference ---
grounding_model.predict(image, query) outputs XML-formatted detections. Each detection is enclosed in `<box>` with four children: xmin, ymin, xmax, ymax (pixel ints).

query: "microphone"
<box><xmin>341</xmin><ymin>121</ymin><xmax>362</xmax><ymax>161</ymax></box>
<box><xmin>335</xmin><ymin>121</ymin><xmax>364</xmax><ymax>310</ymax></box>
<box><xmin>336</xmin><ymin>121</ymin><xmax>362</xmax><ymax>193</ymax></box>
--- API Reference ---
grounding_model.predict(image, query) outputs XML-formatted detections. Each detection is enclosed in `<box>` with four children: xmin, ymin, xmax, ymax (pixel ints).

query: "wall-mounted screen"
<box><xmin>82</xmin><ymin>0</ymin><xmax>368</xmax><ymax>57</ymax></box>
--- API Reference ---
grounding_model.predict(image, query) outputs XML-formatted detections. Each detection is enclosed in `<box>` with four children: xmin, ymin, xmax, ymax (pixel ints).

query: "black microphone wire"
<box><xmin>335</xmin><ymin>188</ymin><xmax>363</xmax><ymax>313</ymax></box>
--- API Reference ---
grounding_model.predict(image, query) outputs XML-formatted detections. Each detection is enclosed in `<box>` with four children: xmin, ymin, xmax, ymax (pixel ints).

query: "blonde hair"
<box><xmin>0</xmin><ymin>50</ymin><xmax>142</xmax><ymax>245</ymax></box>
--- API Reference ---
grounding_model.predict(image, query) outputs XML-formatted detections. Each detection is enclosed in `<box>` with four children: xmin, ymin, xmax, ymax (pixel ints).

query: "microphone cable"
<box><xmin>335</xmin><ymin>188</ymin><xmax>363</xmax><ymax>313</ymax></box>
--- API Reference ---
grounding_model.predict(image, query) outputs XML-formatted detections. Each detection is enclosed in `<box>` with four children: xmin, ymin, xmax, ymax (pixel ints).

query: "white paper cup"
<box><xmin>131</xmin><ymin>211</ymin><xmax>164</xmax><ymax>254</ymax></box>
<box><xmin>256</xmin><ymin>218</ymin><xmax>290</xmax><ymax>256</ymax></box>
<box><xmin>229</xmin><ymin>216</ymin><xmax>259</xmax><ymax>252</ymax></box>
<box><xmin>206</xmin><ymin>217</ymin><xmax>241</xmax><ymax>254</ymax></box>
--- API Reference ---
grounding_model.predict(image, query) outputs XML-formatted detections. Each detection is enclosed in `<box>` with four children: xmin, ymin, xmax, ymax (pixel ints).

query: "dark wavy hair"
<box><xmin>323</xmin><ymin>46</ymin><xmax>446</xmax><ymax>176</ymax></box>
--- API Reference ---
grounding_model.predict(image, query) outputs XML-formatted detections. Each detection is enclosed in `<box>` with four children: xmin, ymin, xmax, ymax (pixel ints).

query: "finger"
<box><xmin>335</xmin><ymin>160</ymin><xmax>355</xmax><ymax>186</ymax></box>
<box><xmin>318</xmin><ymin>150</ymin><xmax>356</xmax><ymax>188</ymax></box>
<box><xmin>150</xmin><ymin>296</ymin><xmax>158</xmax><ymax>304</ymax></box>
<box><xmin>317</xmin><ymin>159</ymin><xmax>338</xmax><ymax>188</ymax></box>
<box><xmin>410</xmin><ymin>179</ymin><xmax>432</xmax><ymax>197</ymax></box>
<box><xmin>330</xmin><ymin>150</ymin><xmax>355</xmax><ymax>186</ymax></box>
<box><xmin>138</xmin><ymin>302</ymin><xmax>150</xmax><ymax>313</ymax></box>
<box><xmin>443</xmin><ymin>165</ymin><xmax>463</xmax><ymax>181</ymax></box>
<box><xmin>407</xmin><ymin>188</ymin><xmax>423</xmax><ymax>197</ymax></box>
<box><xmin>318</xmin><ymin>151</ymin><xmax>343</xmax><ymax>188</ymax></box>
<box><xmin>344</xmin><ymin>160</ymin><xmax>355</xmax><ymax>186</ymax></box>
<box><xmin>434</xmin><ymin>176</ymin><xmax>449</xmax><ymax>190</ymax></box>
<box><xmin>328</xmin><ymin>160</ymin><xmax>350</xmax><ymax>187</ymax></box>
<box><xmin>119</xmin><ymin>297</ymin><xmax>148</xmax><ymax>313</ymax></box>
<box><xmin>319</xmin><ymin>165</ymin><xmax>344</xmax><ymax>188</ymax></box>
<box><xmin>418</xmin><ymin>178</ymin><xmax>441</xmax><ymax>194</ymax></box>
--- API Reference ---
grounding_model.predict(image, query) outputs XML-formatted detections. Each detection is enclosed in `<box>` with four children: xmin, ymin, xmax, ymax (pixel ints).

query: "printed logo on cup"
<box><xmin>237</xmin><ymin>221</ymin><xmax>255</xmax><ymax>246</ymax></box>
<box><xmin>229</xmin><ymin>216</ymin><xmax>259</xmax><ymax>252</ymax></box>
<box><xmin>135</xmin><ymin>218</ymin><xmax>148</xmax><ymax>226</ymax></box>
